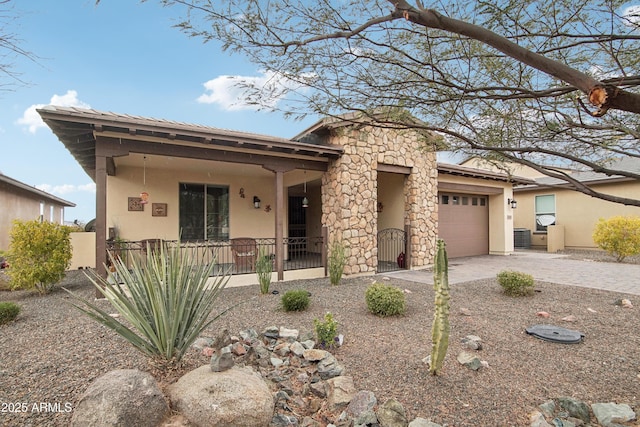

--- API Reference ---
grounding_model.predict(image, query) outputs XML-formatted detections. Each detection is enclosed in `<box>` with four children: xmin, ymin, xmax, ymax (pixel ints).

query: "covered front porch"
<box><xmin>38</xmin><ymin>106</ymin><xmax>343</xmax><ymax>282</ymax></box>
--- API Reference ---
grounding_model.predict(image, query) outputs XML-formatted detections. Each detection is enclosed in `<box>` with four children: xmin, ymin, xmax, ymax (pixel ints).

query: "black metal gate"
<box><xmin>377</xmin><ymin>228</ymin><xmax>407</xmax><ymax>273</ymax></box>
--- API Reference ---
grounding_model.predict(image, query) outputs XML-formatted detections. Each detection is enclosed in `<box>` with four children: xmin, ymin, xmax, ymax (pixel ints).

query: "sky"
<box><xmin>0</xmin><ymin>0</ymin><xmax>324</xmax><ymax>224</ymax></box>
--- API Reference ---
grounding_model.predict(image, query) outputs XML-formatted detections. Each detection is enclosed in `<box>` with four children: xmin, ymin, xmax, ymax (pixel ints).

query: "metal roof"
<box><xmin>37</xmin><ymin>106</ymin><xmax>344</xmax><ymax>180</ymax></box>
<box><xmin>0</xmin><ymin>173</ymin><xmax>75</xmax><ymax>207</ymax></box>
<box><xmin>515</xmin><ymin>157</ymin><xmax>640</xmax><ymax>191</ymax></box>
<box><xmin>437</xmin><ymin>163</ymin><xmax>534</xmax><ymax>185</ymax></box>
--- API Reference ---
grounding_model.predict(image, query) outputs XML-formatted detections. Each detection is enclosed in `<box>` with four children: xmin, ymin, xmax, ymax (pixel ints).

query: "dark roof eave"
<box><xmin>37</xmin><ymin>106</ymin><xmax>344</xmax><ymax>158</ymax></box>
<box><xmin>0</xmin><ymin>174</ymin><xmax>76</xmax><ymax>207</ymax></box>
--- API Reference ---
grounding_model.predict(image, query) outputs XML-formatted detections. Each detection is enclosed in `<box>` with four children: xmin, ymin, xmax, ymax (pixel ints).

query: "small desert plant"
<box><xmin>365</xmin><ymin>282</ymin><xmax>406</xmax><ymax>316</ymax></box>
<box><xmin>430</xmin><ymin>239</ymin><xmax>450</xmax><ymax>376</ymax></box>
<box><xmin>314</xmin><ymin>312</ymin><xmax>338</xmax><ymax>348</ymax></box>
<box><xmin>592</xmin><ymin>216</ymin><xmax>640</xmax><ymax>262</ymax></box>
<box><xmin>281</xmin><ymin>289</ymin><xmax>310</xmax><ymax>311</ymax></box>
<box><xmin>255</xmin><ymin>246</ymin><xmax>273</xmax><ymax>295</ymax></box>
<box><xmin>497</xmin><ymin>270</ymin><xmax>535</xmax><ymax>296</ymax></box>
<box><xmin>328</xmin><ymin>239</ymin><xmax>346</xmax><ymax>285</ymax></box>
<box><xmin>65</xmin><ymin>241</ymin><xmax>232</xmax><ymax>366</ymax></box>
<box><xmin>0</xmin><ymin>302</ymin><xmax>20</xmax><ymax>325</ymax></box>
<box><xmin>7</xmin><ymin>219</ymin><xmax>72</xmax><ymax>294</ymax></box>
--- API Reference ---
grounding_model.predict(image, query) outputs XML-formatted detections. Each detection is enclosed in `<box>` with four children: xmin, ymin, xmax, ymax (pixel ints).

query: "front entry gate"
<box><xmin>377</xmin><ymin>228</ymin><xmax>407</xmax><ymax>273</ymax></box>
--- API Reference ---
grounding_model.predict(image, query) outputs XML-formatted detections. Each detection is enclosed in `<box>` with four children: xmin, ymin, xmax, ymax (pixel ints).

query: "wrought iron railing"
<box><xmin>106</xmin><ymin>236</ymin><xmax>325</xmax><ymax>276</ymax></box>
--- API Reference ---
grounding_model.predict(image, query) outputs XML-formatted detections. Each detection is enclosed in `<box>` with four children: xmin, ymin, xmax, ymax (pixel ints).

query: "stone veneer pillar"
<box><xmin>321</xmin><ymin>125</ymin><xmax>437</xmax><ymax>275</ymax></box>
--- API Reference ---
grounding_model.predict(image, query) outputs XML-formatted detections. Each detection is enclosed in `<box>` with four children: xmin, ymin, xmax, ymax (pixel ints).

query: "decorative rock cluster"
<box><xmin>194</xmin><ymin>325</ymin><xmax>445</xmax><ymax>427</ymax></box>
<box><xmin>530</xmin><ymin>397</ymin><xmax>637</xmax><ymax>427</ymax></box>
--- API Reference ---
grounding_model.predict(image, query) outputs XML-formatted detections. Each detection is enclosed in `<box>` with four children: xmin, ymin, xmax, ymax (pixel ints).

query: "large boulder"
<box><xmin>71</xmin><ymin>369</ymin><xmax>169</xmax><ymax>427</ymax></box>
<box><xmin>169</xmin><ymin>365</ymin><xmax>274</xmax><ymax>427</ymax></box>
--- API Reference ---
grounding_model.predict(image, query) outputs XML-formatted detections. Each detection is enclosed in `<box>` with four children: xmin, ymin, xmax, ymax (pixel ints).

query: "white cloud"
<box><xmin>16</xmin><ymin>90</ymin><xmax>90</xmax><ymax>133</ymax></box>
<box><xmin>197</xmin><ymin>70</ymin><xmax>308</xmax><ymax>111</ymax></box>
<box><xmin>36</xmin><ymin>182</ymin><xmax>96</xmax><ymax>196</ymax></box>
<box><xmin>622</xmin><ymin>5</ymin><xmax>640</xmax><ymax>27</ymax></box>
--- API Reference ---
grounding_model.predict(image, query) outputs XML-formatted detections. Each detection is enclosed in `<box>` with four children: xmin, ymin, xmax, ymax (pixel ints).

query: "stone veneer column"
<box><xmin>322</xmin><ymin>125</ymin><xmax>437</xmax><ymax>275</ymax></box>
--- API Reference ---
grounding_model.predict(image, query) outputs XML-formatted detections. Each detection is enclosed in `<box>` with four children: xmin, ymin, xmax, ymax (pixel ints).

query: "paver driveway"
<box><xmin>387</xmin><ymin>250</ymin><xmax>640</xmax><ymax>295</ymax></box>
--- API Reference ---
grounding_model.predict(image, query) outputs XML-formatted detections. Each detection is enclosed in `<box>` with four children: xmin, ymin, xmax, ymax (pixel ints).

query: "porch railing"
<box><xmin>106</xmin><ymin>236</ymin><xmax>325</xmax><ymax>276</ymax></box>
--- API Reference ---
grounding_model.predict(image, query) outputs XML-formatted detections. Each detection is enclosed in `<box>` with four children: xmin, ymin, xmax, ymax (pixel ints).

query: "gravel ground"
<box><xmin>1</xmin><ymin>252</ymin><xmax>639</xmax><ymax>426</ymax></box>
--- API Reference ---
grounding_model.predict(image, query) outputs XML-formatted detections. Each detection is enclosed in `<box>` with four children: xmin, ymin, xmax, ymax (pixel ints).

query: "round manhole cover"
<box><xmin>525</xmin><ymin>324</ymin><xmax>584</xmax><ymax>344</ymax></box>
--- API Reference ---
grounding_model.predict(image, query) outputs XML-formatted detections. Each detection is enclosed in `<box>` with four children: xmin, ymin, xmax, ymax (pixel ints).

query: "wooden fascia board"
<box><xmin>95</xmin><ymin>136</ymin><xmax>330</xmax><ymax>172</ymax></box>
<box><xmin>438</xmin><ymin>181</ymin><xmax>504</xmax><ymax>195</ymax></box>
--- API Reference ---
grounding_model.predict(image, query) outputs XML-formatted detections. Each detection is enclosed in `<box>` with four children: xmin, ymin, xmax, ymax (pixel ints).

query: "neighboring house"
<box><xmin>38</xmin><ymin>106</ymin><xmax>524</xmax><ymax>283</ymax></box>
<box><xmin>0</xmin><ymin>173</ymin><xmax>75</xmax><ymax>251</ymax></box>
<box><xmin>512</xmin><ymin>157</ymin><xmax>640</xmax><ymax>251</ymax></box>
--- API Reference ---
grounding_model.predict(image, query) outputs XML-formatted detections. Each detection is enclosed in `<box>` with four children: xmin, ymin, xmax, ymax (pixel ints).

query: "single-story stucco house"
<box><xmin>461</xmin><ymin>156</ymin><xmax>640</xmax><ymax>252</ymax></box>
<box><xmin>38</xmin><ymin>106</ymin><xmax>528</xmax><ymax>285</ymax></box>
<box><xmin>0</xmin><ymin>172</ymin><xmax>75</xmax><ymax>251</ymax></box>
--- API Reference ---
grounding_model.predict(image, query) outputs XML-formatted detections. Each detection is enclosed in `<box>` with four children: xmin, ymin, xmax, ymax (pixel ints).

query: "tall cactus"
<box><xmin>430</xmin><ymin>239</ymin><xmax>450</xmax><ymax>375</ymax></box>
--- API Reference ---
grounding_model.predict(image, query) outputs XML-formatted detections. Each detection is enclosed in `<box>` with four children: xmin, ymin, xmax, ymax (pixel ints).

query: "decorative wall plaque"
<box><xmin>152</xmin><ymin>203</ymin><xmax>167</xmax><ymax>217</ymax></box>
<box><xmin>128</xmin><ymin>197</ymin><xmax>144</xmax><ymax>211</ymax></box>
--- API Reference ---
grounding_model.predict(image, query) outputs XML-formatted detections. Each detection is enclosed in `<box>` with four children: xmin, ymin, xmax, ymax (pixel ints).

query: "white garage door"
<box><xmin>437</xmin><ymin>193</ymin><xmax>489</xmax><ymax>258</ymax></box>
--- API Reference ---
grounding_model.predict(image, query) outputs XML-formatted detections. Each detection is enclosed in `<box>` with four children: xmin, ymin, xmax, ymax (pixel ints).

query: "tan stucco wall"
<box><xmin>514</xmin><ymin>181</ymin><xmax>640</xmax><ymax>250</ymax></box>
<box><xmin>106</xmin><ymin>163</ymin><xmax>282</xmax><ymax>241</ymax></box>
<box><xmin>321</xmin><ymin>126</ymin><xmax>438</xmax><ymax>274</ymax></box>
<box><xmin>0</xmin><ymin>186</ymin><xmax>66</xmax><ymax>251</ymax></box>
<box><xmin>69</xmin><ymin>232</ymin><xmax>96</xmax><ymax>270</ymax></box>
<box><xmin>436</xmin><ymin>174</ymin><xmax>515</xmax><ymax>255</ymax></box>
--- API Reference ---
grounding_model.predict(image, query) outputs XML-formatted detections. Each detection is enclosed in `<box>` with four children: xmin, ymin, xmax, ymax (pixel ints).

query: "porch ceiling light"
<box><xmin>253</xmin><ymin>196</ymin><xmax>261</xmax><ymax>209</ymax></box>
<box><xmin>507</xmin><ymin>198</ymin><xmax>517</xmax><ymax>209</ymax></box>
<box><xmin>302</xmin><ymin>196</ymin><xmax>309</xmax><ymax>208</ymax></box>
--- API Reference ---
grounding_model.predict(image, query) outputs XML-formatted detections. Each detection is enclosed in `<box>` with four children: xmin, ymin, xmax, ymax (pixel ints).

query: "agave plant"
<box><xmin>65</xmin><ymin>241</ymin><xmax>231</xmax><ymax>365</ymax></box>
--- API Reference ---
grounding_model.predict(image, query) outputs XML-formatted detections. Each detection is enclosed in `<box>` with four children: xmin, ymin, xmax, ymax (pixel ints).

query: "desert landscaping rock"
<box><xmin>168</xmin><ymin>365</ymin><xmax>273</xmax><ymax>427</ymax></box>
<box><xmin>326</xmin><ymin>376</ymin><xmax>356</xmax><ymax>411</ymax></box>
<box><xmin>71</xmin><ymin>369</ymin><xmax>169</xmax><ymax>427</ymax></box>
<box><xmin>460</xmin><ymin>335</ymin><xmax>482</xmax><ymax>350</ymax></box>
<box><xmin>457</xmin><ymin>351</ymin><xmax>483</xmax><ymax>371</ymax></box>
<box><xmin>591</xmin><ymin>402</ymin><xmax>636</xmax><ymax>426</ymax></box>
<box><xmin>377</xmin><ymin>398</ymin><xmax>409</xmax><ymax>427</ymax></box>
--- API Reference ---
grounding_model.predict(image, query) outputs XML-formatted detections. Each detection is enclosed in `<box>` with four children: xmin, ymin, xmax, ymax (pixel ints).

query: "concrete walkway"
<box><xmin>386</xmin><ymin>250</ymin><xmax>640</xmax><ymax>295</ymax></box>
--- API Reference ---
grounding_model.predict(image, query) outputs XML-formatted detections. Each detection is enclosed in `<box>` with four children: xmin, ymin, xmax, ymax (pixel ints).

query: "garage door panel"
<box><xmin>438</xmin><ymin>193</ymin><xmax>488</xmax><ymax>258</ymax></box>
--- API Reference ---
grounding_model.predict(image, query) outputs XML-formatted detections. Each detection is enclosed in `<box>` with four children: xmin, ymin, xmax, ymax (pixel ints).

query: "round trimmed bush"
<box><xmin>0</xmin><ymin>302</ymin><xmax>20</xmax><ymax>325</ymax></box>
<box><xmin>281</xmin><ymin>289</ymin><xmax>310</xmax><ymax>312</ymax></box>
<box><xmin>497</xmin><ymin>270</ymin><xmax>535</xmax><ymax>296</ymax></box>
<box><xmin>365</xmin><ymin>283</ymin><xmax>406</xmax><ymax>316</ymax></box>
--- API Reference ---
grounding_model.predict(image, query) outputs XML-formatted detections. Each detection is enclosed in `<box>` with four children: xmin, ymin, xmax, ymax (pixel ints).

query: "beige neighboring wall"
<box><xmin>0</xmin><ymin>175</ymin><xmax>74</xmax><ymax>251</ymax></box>
<box><xmin>514</xmin><ymin>180</ymin><xmax>640</xmax><ymax>250</ymax></box>
<box><xmin>69</xmin><ymin>232</ymin><xmax>96</xmax><ymax>270</ymax></box>
<box><xmin>437</xmin><ymin>173</ymin><xmax>515</xmax><ymax>255</ymax></box>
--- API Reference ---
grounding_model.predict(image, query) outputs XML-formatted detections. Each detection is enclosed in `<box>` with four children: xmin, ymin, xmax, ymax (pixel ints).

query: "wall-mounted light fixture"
<box><xmin>507</xmin><ymin>198</ymin><xmax>517</xmax><ymax>209</ymax></box>
<box><xmin>253</xmin><ymin>196</ymin><xmax>261</xmax><ymax>209</ymax></box>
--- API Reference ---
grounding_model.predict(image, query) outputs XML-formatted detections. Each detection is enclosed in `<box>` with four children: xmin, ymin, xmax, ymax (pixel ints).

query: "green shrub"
<box><xmin>8</xmin><ymin>219</ymin><xmax>72</xmax><ymax>294</ymax></box>
<box><xmin>328</xmin><ymin>240</ymin><xmax>346</xmax><ymax>285</ymax></box>
<box><xmin>65</xmin><ymin>241</ymin><xmax>233</xmax><ymax>366</ymax></box>
<box><xmin>281</xmin><ymin>289</ymin><xmax>310</xmax><ymax>311</ymax></box>
<box><xmin>497</xmin><ymin>270</ymin><xmax>535</xmax><ymax>296</ymax></box>
<box><xmin>592</xmin><ymin>216</ymin><xmax>640</xmax><ymax>262</ymax></box>
<box><xmin>0</xmin><ymin>302</ymin><xmax>20</xmax><ymax>325</ymax></box>
<box><xmin>365</xmin><ymin>282</ymin><xmax>406</xmax><ymax>316</ymax></box>
<box><xmin>255</xmin><ymin>246</ymin><xmax>273</xmax><ymax>294</ymax></box>
<box><xmin>314</xmin><ymin>312</ymin><xmax>338</xmax><ymax>348</ymax></box>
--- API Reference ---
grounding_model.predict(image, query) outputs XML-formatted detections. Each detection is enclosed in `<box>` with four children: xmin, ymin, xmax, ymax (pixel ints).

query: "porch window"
<box><xmin>179</xmin><ymin>183</ymin><xmax>229</xmax><ymax>241</ymax></box>
<box><xmin>535</xmin><ymin>194</ymin><xmax>556</xmax><ymax>232</ymax></box>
